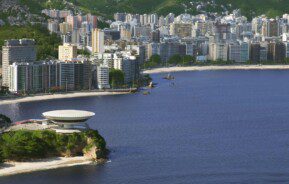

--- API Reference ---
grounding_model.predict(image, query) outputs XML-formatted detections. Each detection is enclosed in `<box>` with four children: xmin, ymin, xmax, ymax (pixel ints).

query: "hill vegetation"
<box><xmin>0</xmin><ymin>24</ymin><xmax>61</xmax><ymax>60</ymax></box>
<box><xmin>18</xmin><ymin>0</ymin><xmax>289</xmax><ymax>18</ymax></box>
<box><xmin>0</xmin><ymin>129</ymin><xmax>108</xmax><ymax>162</ymax></box>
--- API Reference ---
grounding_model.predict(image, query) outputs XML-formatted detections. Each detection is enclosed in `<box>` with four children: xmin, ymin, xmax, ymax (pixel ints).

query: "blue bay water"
<box><xmin>1</xmin><ymin>70</ymin><xmax>289</xmax><ymax>183</ymax></box>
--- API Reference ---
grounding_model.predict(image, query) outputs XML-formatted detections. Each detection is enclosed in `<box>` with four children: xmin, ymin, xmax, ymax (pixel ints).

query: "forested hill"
<box><xmin>18</xmin><ymin>0</ymin><xmax>289</xmax><ymax>18</ymax></box>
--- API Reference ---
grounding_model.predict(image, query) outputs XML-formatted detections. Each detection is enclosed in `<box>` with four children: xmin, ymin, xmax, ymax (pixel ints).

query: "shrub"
<box><xmin>0</xmin><ymin>114</ymin><xmax>12</xmax><ymax>129</ymax></box>
<box><xmin>1</xmin><ymin>131</ymin><xmax>49</xmax><ymax>161</ymax></box>
<box><xmin>0</xmin><ymin>129</ymin><xmax>107</xmax><ymax>161</ymax></box>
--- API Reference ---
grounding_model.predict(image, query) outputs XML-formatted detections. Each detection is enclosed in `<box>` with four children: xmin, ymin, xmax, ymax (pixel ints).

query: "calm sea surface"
<box><xmin>1</xmin><ymin>70</ymin><xmax>289</xmax><ymax>183</ymax></box>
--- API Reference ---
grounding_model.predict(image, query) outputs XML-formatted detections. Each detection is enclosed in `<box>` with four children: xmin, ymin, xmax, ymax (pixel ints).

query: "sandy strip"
<box><xmin>143</xmin><ymin>65</ymin><xmax>289</xmax><ymax>74</ymax></box>
<box><xmin>0</xmin><ymin>91</ymin><xmax>130</xmax><ymax>105</ymax></box>
<box><xmin>0</xmin><ymin>156</ymin><xmax>94</xmax><ymax>177</ymax></box>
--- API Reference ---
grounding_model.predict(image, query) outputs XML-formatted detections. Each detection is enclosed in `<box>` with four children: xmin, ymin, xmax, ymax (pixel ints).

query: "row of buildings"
<box><xmin>1</xmin><ymin>39</ymin><xmax>140</xmax><ymax>93</ymax></box>
<box><xmin>5</xmin><ymin>9</ymin><xmax>289</xmax><ymax>93</ymax></box>
<box><xmin>44</xmin><ymin>10</ymin><xmax>289</xmax><ymax>65</ymax></box>
<box><xmin>104</xmin><ymin>11</ymin><xmax>289</xmax><ymax>63</ymax></box>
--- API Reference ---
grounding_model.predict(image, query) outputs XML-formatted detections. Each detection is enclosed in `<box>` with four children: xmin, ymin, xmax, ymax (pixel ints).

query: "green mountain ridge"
<box><xmin>19</xmin><ymin>0</ymin><xmax>289</xmax><ymax>18</ymax></box>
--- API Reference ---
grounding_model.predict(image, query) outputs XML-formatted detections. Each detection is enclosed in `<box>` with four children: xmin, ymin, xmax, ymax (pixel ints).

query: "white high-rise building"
<box><xmin>97</xmin><ymin>65</ymin><xmax>110</xmax><ymax>89</ymax></box>
<box><xmin>209</xmin><ymin>42</ymin><xmax>228</xmax><ymax>61</ymax></box>
<box><xmin>92</xmin><ymin>28</ymin><xmax>104</xmax><ymax>53</ymax></box>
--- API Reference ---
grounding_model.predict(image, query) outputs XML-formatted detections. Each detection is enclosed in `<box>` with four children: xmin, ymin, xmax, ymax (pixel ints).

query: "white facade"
<box><xmin>209</xmin><ymin>42</ymin><xmax>228</xmax><ymax>61</ymax></box>
<box><xmin>97</xmin><ymin>66</ymin><xmax>110</xmax><ymax>89</ymax></box>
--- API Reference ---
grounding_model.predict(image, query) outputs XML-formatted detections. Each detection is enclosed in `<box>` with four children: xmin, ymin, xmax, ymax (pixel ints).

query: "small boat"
<box><xmin>163</xmin><ymin>73</ymin><xmax>175</xmax><ymax>80</ymax></box>
<box><xmin>148</xmin><ymin>81</ymin><xmax>154</xmax><ymax>88</ymax></box>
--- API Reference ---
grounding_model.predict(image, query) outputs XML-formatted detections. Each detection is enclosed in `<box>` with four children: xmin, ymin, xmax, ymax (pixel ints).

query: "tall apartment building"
<box><xmin>48</xmin><ymin>20</ymin><xmax>59</xmax><ymax>33</ymax></box>
<box><xmin>212</xmin><ymin>22</ymin><xmax>231</xmax><ymax>41</ymax></box>
<box><xmin>66</xmin><ymin>14</ymin><xmax>97</xmax><ymax>30</ymax></box>
<box><xmin>250</xmin><ymin>43</ymin><xmax>261</xmax><ymax>63</ymax></box>
<box><xmin>58</xmin><ymin>43</ymin><xmax>77</xmax><ymax>61</ymax></box>
<box><xmin>260</xmin><ymin>46</ymin><xmax>268</xmax><ymax>61</ymax></box>
<box><xmin>120</xmin><ymin>28</ymin><xmax>132</xmax><ymax>41</ymax></box>
<box><xmin>228</xmin><ymin>42</ymin><xmax>249</xmax><ymax>63</ymax></box>
<box><xmin>252</xmin><ymin>17</ymin><xmax>264</xmax><ymax>34</ymax></box>
<box><xmin>284</xmin><ymin>42</ymin><xmax>289</xmax><ymax>58</ymax></box>
<box><xmin>146</xmin><ymin>43</ymin><xmax>160</xmax><ymax>60</ymax></box>
<box><xmin>97</xmin><ymin>65</ymin><xmax>110</xmax><ymax>89</ymax></box>
<box><xmin>92</xmin><ymin>28</ymin><xmax>105</xmax><ymax>53</ymax></box>
<box><xmin>74</xmin><ymin>61</ymin><xmax>91</xmax><ymax>90</ymax></box>
<box><xmin>114</xmin><ymin>55</ymin><xmax>140</xmax><ymax>85</ymax></box>
<box><xmin>268</xmin><ymin>42</ymin><xmax>286</xmax><ymax>62</ymax></box>
<box><xmin>170</xmin><ymin>22</ymin><xmax>192</xmax><ymax>38</ymax></box>
<box><xmin>56</xmin><ymin>62</ymin><xmax>75</xmax><ymax>91</ymax></box>
<box><xmin>194</xmin><ymin>21</ymin><xmax>207</xmax><ymax>36</ymax></box>
<box><xmin>2</xmin><ymin>39</ymin><xmax>36</xmax><ymax>87</ymax></box>
<box><xmin>9</xmin><ymin>62</ymin><xmax>54</xmax><ymax>93</ymax></box>
<box><xmin>159</xmin><ymin>42</ymin><xmax>185</xmax><ymax>62</ymax></box>
<box><xmin>9</xmin><ymin>63</ymin><xmax>31</xmax><ymax>92</ymax></box>
<box><xmin>151</xmin><ymin>30</ymin><xmax>160</xmax><ymax>43</ymax></box>
<box><xmin>209</xmin><ymin>42</ymin><xmax>228</xmax><ymax>61</ymax></box>
<box><xmin>103</xmin><ymin>28</ymin><xmax>121</xmax><ymax>41</ymax></box>
<box><xmin>125</xmin><ymin>45</ymin><xmax>146</xmax><ymax>64</ymax></box>
<box><xmin>228</xmin><ymin>43</ymin><xmax>241</xmax><ymax>62</ymax></box>
<box><xmin>59</xmin><ymin>22</ymin><xmax>73</xmax><ymax>35</ymax></box>
<box><xmin>261</xmin><ymin>19</ymin><xmax>280</xmax><ymax>37</ymax></box>
<box><xmin>8</xmin><ymin>61</ymin><xmax>94</xmax><ymax>93</ymax></box>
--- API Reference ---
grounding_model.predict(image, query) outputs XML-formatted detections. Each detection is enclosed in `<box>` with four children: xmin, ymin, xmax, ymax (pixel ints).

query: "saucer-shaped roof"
<box><xmin>43</xmin><ymin>110</ymin><xmax>95</xmax><ymax>122</ymax></box>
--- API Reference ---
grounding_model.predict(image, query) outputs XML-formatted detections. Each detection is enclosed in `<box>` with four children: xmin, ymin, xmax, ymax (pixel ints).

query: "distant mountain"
<box><xmin>1</xmin><ymin>0</ymin><xmax>289</xmax><ymax>22</ymax></box>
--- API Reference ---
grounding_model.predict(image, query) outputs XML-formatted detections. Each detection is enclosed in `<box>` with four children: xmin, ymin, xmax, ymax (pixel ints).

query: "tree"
<box><xmin>150</xmin><ymin>54</ymin><xmax>161</xmax><ymax>64</ymax></box>
<box><xmin>1</xmin><ymin>131</ymin><xmax>49</xmax><ymax>161</ymax></box>
<box><xmin>0</xmin><ymin>24</ymin><xmax>61</xmax><ymax>60</ymax></box>
<box><xmin>183</xmin><ymin>55</ymin><xmax>195</xmax><ymax>65</ymax></box>
<box><xmin>0</xmin><ymin>129</ymin><xmax>108</xmax><ymax>161</ymax></box>
<box><xmin>168</xmin><ymin>54</ymin><xmax>182</xmax><ymax>65</ymax></box>
<box><xmin>143</xmin><ymin>55</ymin><xmax>162</xmax><ymax>68</ymax></box>
<box><xmin>0</xmin><ymin>149</ymin><xmax>3</xmax><ymax>163</ymax></box>
<box><xmin>109</xmin><ymin>69</ymin><xmax>125</xmax><ymax>88</ymax></box>
<box><xmin>139</xmin><ymin>74</ymin><xmax>152</xmax><ymax>87</ymax></box>
<box><xmin>77</xmin><ymin>49</ymin><xmax>90</xmax><ymax>56</ymax></box>
<box><xmin>284</xmin><ymin>58</ymin><xmax>289</xmax><ymax>64</ymax></box>
<box><xmin>0</xmin><ymin>86</ymin><xmax>9</xmax><ymax>96</ymax></box>
<box><xmin>0</xmin><ymin>114</ymin><xmax>12</xmax><ymax>129</ymax></box>
<box><xmin>0</xmin><ymin>137</ymin><xmax>3</xmax><ymax>163</ymax></box>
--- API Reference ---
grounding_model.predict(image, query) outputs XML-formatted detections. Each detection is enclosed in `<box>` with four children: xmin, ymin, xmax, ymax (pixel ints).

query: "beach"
<box><xmin>0</xmin><ymin>91</ymin><xmax>131</xmax><ymax>105</ymax></box>
<box><xmin>0</xmin><ymin>157</ymin><xmax>94</xmax><ymax>177</ymax></box>
<box><xmin>143</xmin><ymin>65</ymin><xmax>289</xmax><ymax>74</ymax></box>
<box><xmin>2</xmin><ymin>65</ymin><xmax>289</xmax><ymax>105</ymax></box>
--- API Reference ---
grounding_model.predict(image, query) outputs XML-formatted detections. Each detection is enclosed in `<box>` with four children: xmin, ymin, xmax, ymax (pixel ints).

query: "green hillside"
<box><xmin>215</xmin><ymin>0</ymin><xmax>289</xmax><ymax>18</ymax></box>
<box><xmin>19</xmin><ymin>0</ymin><xmax>289</xmax><ymax>18</ymax></box>
<box><xmin>0</xmin><ymin>25</ymin><xmax>61</xmax><ymax>60</ymax></box>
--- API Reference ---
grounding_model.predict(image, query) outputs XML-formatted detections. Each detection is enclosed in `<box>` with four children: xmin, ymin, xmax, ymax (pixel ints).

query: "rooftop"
<box><xmin>42</xmin><ymin>110</ymin><xmax>95</xmax><ymax>122</ymax></box>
